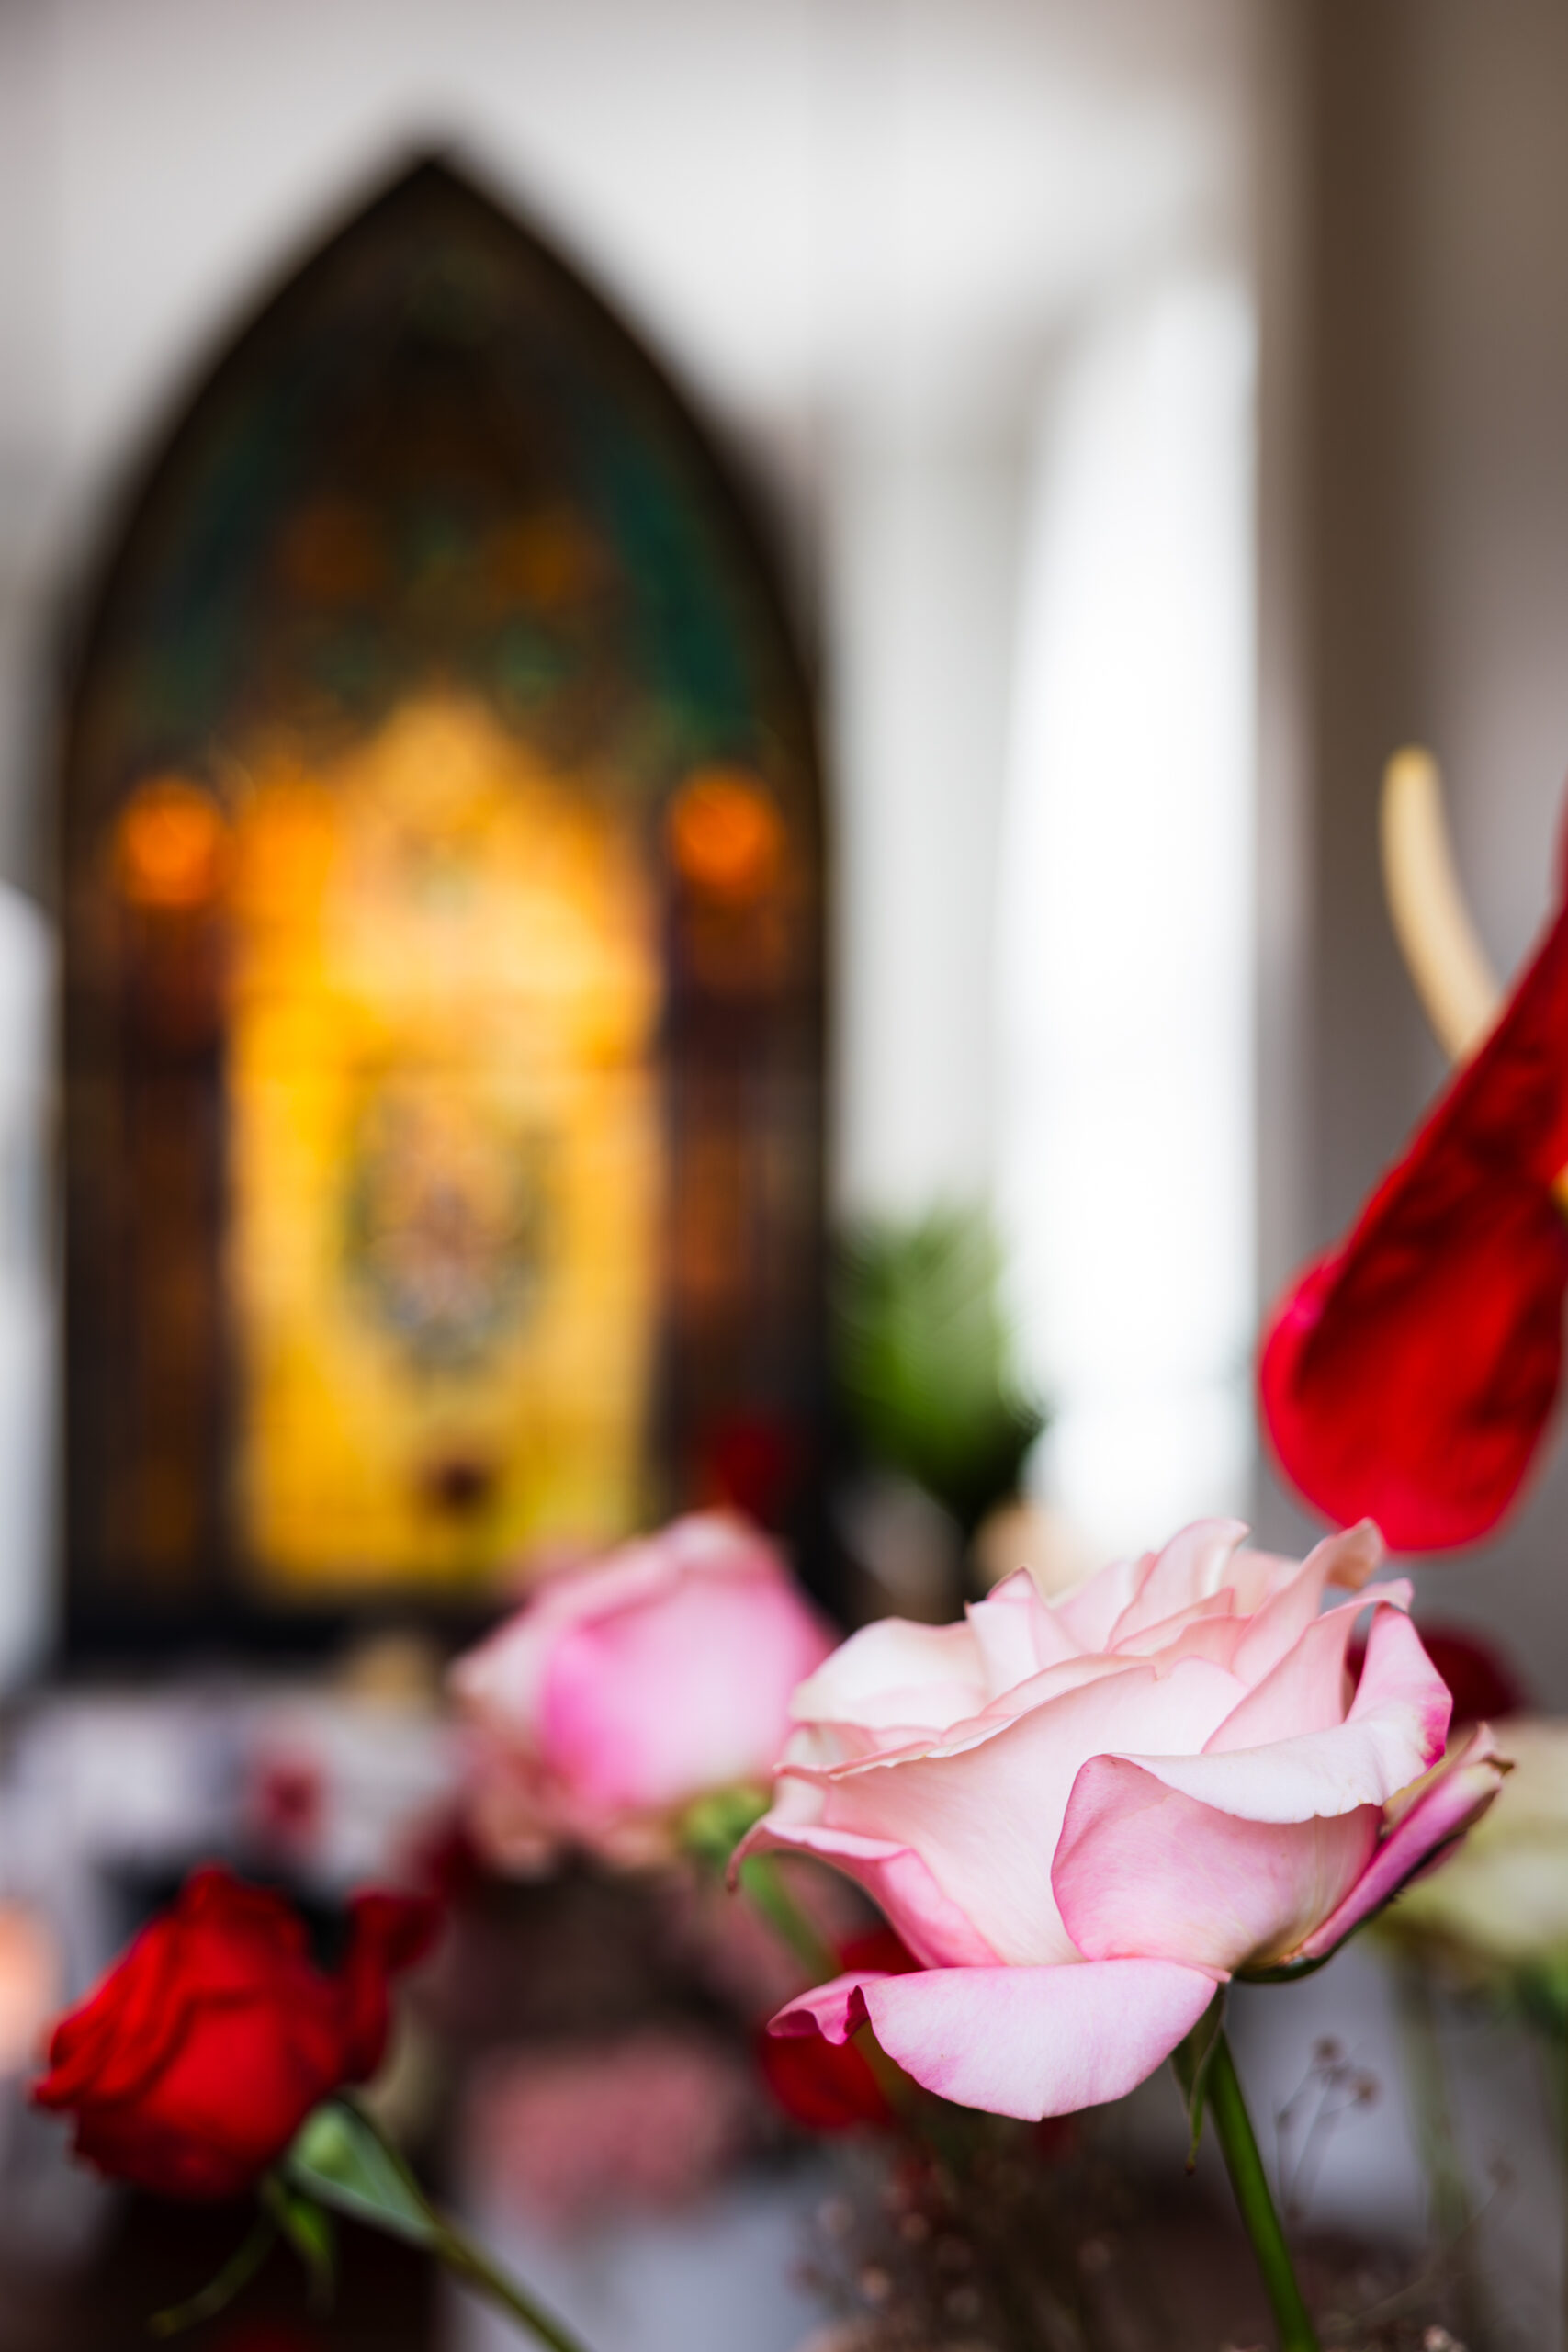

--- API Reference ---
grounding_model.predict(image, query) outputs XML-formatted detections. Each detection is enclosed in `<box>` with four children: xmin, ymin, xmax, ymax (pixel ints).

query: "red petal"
<box><xmin>755</xmin><ymin>2026</ymin><xmax>893</xmax><ymax>2131</ymax></box>
<box><xmin>1260</xmin><ymin>884</ymin><xmax>1568</xmax><ymax>1549</ymax></box>
<box><xmin>334</xmin><ymin>1890</ymin><xmax>440</xmax><ymax>2084</ymax></box>
<box><xmin>753</xmin><ymin>1927</ymin><xmax>914</xmax><ymax>2133</ymax></box>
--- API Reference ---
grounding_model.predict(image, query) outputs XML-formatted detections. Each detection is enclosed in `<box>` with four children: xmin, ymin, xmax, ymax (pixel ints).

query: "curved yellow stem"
<box><xmin>1380</xmin><ymin>746</ymin><xmax>1568</xmax><ymax>1217</ymax></box>
<box><xmin>1380</xmin><ymin>747</ymin><xmax>1502</xmax><ymax>1063</ymax></box>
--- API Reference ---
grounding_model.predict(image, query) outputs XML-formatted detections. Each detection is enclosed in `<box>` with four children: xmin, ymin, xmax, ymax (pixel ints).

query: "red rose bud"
<box><xmin>1260</xmin><ymin>876</ymin><xmax>1568</xmax><ymax>1550</ymax></box>
<box><xmin>756</xmin><ymin>1929</ymin><xmax>914</xmax><ymax>2133</ymax></box>
<box><xmin>756</xmin><ymin>2020</ymin><xmax>892</xmax><ymax>2131</ymax></box>
<box><xmin>32</xmin><ymin>1865</ymin><xmax>436</xmax><ymax>2200</ymax></box>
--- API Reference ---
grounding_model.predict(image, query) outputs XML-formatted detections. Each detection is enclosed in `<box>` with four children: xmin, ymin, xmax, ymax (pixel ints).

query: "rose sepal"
<box><xmin>1169</xmin><ymin>1984</ymin><xmax>1226</xmax><ymax>2169</ymax></box>
<box><xmin>282</xmin><ymin>2097</ymin><xmax>433</xmax><ymax>2246</ymax></box>
<box><xmin>1236</xmin><ymin>1950</ymin><xmax>1333</xmax><ymax>1986</ymax></box>
<box><xmin>263</xmin><ymin>2172</ymin><xmax>337</xmax><ymax>2307</ymax></box>
<box><xmin>679</xmin><ymin>1781</ymin><xmax>771</xmax><ymax>1874</ymax></box>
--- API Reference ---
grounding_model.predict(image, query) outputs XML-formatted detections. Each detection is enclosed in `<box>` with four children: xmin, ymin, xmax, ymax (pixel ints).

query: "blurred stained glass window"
<box><xmin>62</xmin><ymin>161</ymin><xmax>825</xmax><ymax>1642</ymax></box>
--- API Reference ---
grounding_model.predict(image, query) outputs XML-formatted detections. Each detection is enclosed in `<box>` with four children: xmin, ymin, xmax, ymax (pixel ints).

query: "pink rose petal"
<box><xmin>967</xmin><ymin>1571</ymin><xmax>1079</xmax><ymax>1690</ymax></box>
<box><xmin>1104</xmin><ymin>1520</ymin><xmax>1248</xmax><ymax>1645</ymax></box>
<box><xmin>789</xmin><ymin>1618</ymin><xmax>987</xmax><ymax>1736</ymax></box>
<box><xmin>735</xmin><ymin>1817</ymin><xmax>1001</xmax><ymax>1970</ymax></box>
<box><xmin>1229</xmin><ymin>1521</ymin><xmax>1387</xmax><ymax>1684</ymax></box>
<box><xmin>785</xmin><ymin>1655</ymin><xmax>1247</xmax><ymax>1964</ymax></box>
<box><xmin>1116</xmin><ymin>1604</ymin><xmax>1451</xmax><ymax>1826</ymax></box>
<box><xmin>1208</xmin><ymin>1592</ymin><xmax>1369</xmax><ymax>1752</ymax></box>
<box><xmin>770</xmin><ymin>1958</ymin><xmax>1220</xmax><ymax>2120</ymax></box>
<box><xmin>1294</xmin><ymin>1726</ymin><xmax>1507</xmax><ymax>1961</ymax></box>
<box><xmin>1055</xmin><ymin>1756</ymin><xmax>1380</xmax><ymax>1973</ymax></box>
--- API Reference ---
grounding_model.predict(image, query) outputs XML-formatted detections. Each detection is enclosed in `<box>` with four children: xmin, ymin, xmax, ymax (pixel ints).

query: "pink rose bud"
<box><xmin>749</xmin><ymin>1518</ymin><xmax>1506</xmax><ymax>2121</ymax></box>
<box><xmin>451</xmin><ymin>1512</ymin><xmax>835</xmax><ymax>1871</ymax></box>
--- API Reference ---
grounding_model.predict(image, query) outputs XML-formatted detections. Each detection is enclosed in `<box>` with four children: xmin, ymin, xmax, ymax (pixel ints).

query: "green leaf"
<box><xmin>1170</xmin><ymin>1987</ymin><xmax>1226</xmax><ymax>2171</ymax></box>
<box><xmin>281</xmin><ymin>2098</ymin><xmax>435</xmax><ymax>2248</ymax></box>
<box><xmin>261</xmin><ymin>2175</ymin><xmax>337</xmax><ymax>2312</ymax></box>
<box><xmin>1517</xmin><ymin>1954</ymin><xmax>1568</xmax><ymax>2036</ymax></box>
<box><xmin>833</xmin><ymin>1205</ymin><xmax>1045</xmax><ymax>1532</ymax></box>
<box><xmin>288</xmin><ymin>2101</ymin><xmax>597</xmax><ymax>2352</ymax></box>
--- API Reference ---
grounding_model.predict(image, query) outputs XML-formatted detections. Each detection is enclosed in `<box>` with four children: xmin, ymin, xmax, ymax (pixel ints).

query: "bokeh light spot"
<box><xmin>667</xmin><ymin>769</ymin><xmax>784</xmax><ymax>901</ymax></box>
<box><xmin>115</xmin><ymin>776</ymin><xmax>228</xmax><ymax>910</ymax></box>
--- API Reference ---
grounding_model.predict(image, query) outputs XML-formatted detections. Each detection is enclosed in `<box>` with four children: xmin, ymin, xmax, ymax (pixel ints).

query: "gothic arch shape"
<box><xmin>62</xmin><ymin>156</ymin><xmax>826</xmax><ymax>1648</ymax></box>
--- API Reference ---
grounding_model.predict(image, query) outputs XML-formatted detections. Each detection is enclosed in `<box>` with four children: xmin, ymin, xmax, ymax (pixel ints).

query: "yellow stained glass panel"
<box><xmin>226</xmin><ymin>695</ymin><xmax>662</xmax><ymax>1594</ymax></box>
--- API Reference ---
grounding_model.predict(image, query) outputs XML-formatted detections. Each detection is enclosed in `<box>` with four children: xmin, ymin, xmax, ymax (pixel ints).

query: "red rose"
<box><xmin>755</xmin><ymin>1929</ymin><xmax>914</xmax><ymax>2133</ymax></box>
<box><xmin>32</xmin><ymin>1865</ymin><xmax>435</xmax><ymax>2200</ymax></box>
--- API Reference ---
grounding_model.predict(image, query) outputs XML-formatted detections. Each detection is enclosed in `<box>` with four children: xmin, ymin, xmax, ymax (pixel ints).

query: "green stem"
<box><xmin>735</xmin><ymin>1851</ymin><xmax>843</xmax><ymax>1982</ymax></box>
<box><xmin>1550</xmin><ymin>2018</ymin><xmax>1568</xmax><ymax>2352</ymax></box>
<box><xmin>432</xmin><ymin>2216</ymin><xmax>593</xmax><ymax>2352</ymax></box>
<box><xmin>1207</xmin><ymin>2030</ymin><xmax>1320</xmax><ymax>2352</ymax></box>
<box><xmin>283</xmin><ymin>2097</ymin><xmax>597</xmax><ymax>2352</ymax></box>
<box><xmin>149</xmin><ymin>2211</ymin><xmax>276</xmax><ymax>2338</ymax></box>
<box><xmin>1394</xmin><ymin>1959</ymin><xmax>1470</xmax><ymax>2247</ymax></box>
<box><xmin>1394</xmin><ymin>1961</ymin><xmax>1488</xmax><ymax>2350</ymax></box>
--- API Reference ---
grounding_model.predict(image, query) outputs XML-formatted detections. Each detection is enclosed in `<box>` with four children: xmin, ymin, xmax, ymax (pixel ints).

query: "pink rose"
<box><xmin>748</xmin><ymin>1518</ymin><xmax>1505</xmax><ymax>2120</ymax></box>
<box><xmin>451</xmin><ymin>1513</ymin><xmax>835</xmax><ymax>1870</ymax></box>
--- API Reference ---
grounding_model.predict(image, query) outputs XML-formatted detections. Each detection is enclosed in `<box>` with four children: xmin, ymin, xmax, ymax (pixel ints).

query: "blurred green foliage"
<box><xmin>833</xmin><ymin>1206</ymin><xmax>1045</xmax><ymax>1535</ymax></box>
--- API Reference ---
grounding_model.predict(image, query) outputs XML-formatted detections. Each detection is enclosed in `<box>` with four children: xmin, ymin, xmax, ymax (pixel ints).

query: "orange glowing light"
<box><xmin>667</xmin><ymin>769</ymin><xmax>784</xmax><ymax>901</ymax></box>
<box><xmin>115</xmin><ymin>777</ymin><xmax>228</xmax><ymax>910</ymax></box>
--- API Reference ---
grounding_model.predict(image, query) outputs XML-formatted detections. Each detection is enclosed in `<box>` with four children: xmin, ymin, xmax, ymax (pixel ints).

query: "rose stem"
<box><xmin>1206</xmin><ymin>2029</ymin><xmax>1320</xmax><ymax>2352</ymax></box>
<box><xmin>431</xmin><ymin>2217</ymin><xmax>594</xmax><ymax>2352</ymax></box>
<box><xmin>735</xmin><ymin>1850</ymin><xmax>843</xmax><ymax>1980</ymax></box>
<box><xmin>1550</xmin><ymin>2015</ymin><xmax>1568</xmax><ymax>2352</ymax></box>
<box><xmin>1394</xmin><ymin>1959</ymin><xmax>1468</xmax><ymax>2243</ymax></box>
<box><xmin>1395</xmin><ymin>1956</ymin><xmax>1484</xmax><ymax>2344</ymax></box>
<box><xmin>148</xmin><ymin>2211</ymin><xmax>276</xmax><ymax>2338</ymax></box>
